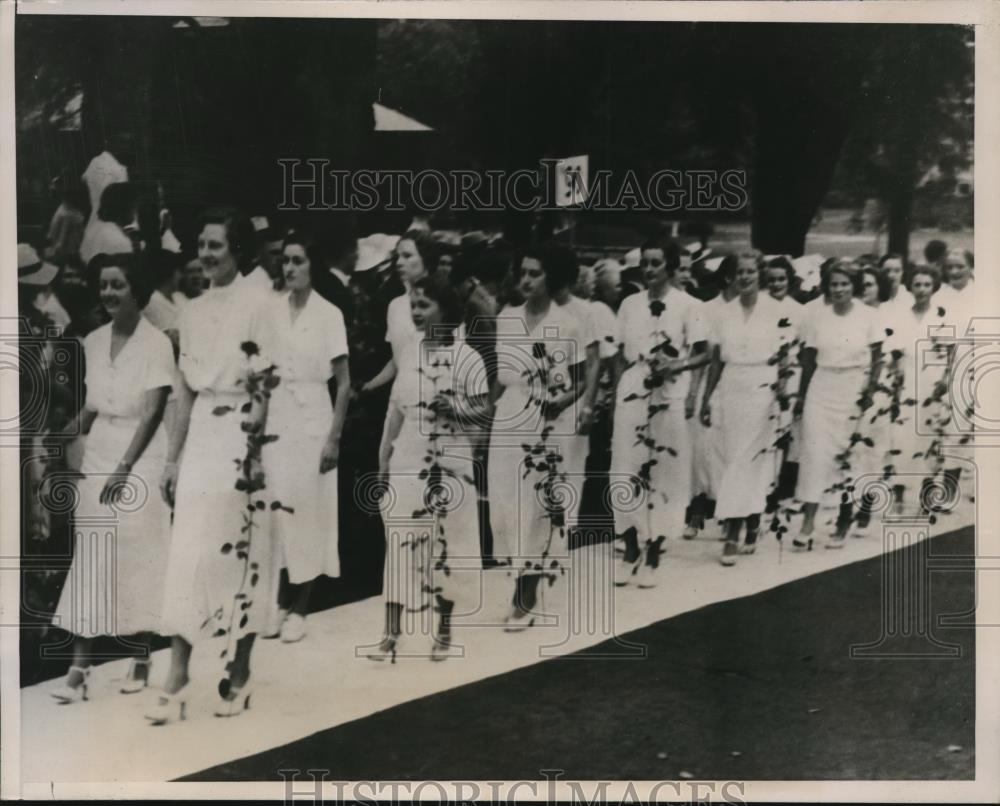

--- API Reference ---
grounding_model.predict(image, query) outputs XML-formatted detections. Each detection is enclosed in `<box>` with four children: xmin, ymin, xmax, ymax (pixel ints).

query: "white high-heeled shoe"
<box><xmin>120</xmin><ymin>658</ymin><xmax>151</xmax><ymax>695</ymax></box>
<box><xmin>145</xmin><ymin>686</ymin><xmax>188</xmax><ymax>725</ymax></box>
<box><xmin>214</xmin><ymin>682</ymin><xmax>254</xmax><ymax>718</ymax></box>
<box><xmin>51</xmin><ymin>666</ymin><xmax>90</xmax><ymax>704</ymax></box>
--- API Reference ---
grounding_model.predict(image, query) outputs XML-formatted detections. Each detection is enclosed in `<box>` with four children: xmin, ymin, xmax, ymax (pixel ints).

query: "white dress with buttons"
<box><xmin>159</xmin><ymin>275</ymin><xmax>276</xmax><ymax>644</ymax></box>
<box><xmin>259</xmin><ymin>290</ymin><xmax>348</xmax><ymax>584</ymax></box>
<box><xmin>53</xmin><ymin>318</ymin><xmax>175</xmax><ymax>638</ymax></box>
<box><xmin>611</xmin><ymin>289</ymin><xmax>700</xmax><ymax>539</ymax></box>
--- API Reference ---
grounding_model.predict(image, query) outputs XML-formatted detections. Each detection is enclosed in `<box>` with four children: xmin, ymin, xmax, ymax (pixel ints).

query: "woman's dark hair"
<box><xmin>145</xmin><ymin>248</ymin><xmax>183</xmax><ymax>290</ymax></box>
<box><xmin>395</xmin><ymin>229</ymin><xmax>441</xmax><ymax>275</ymax></box>
<box><xmin>520</xmin><ymin>243</ymin><xmax>579</xmax><ymax>295</ymax></box>
<box><xmin>282</xmin><ymin>229</ymin><xmax>328</xmax><ymax>288</ymax></box>
<box><xmin>907</xmin><ymin>263</ymin><xmax>943</xmax><ymax>293</ymax></box>
<box><xmin>764</xmin><ymin>255</ymin><xmax>796</xmax><ymax>287</ymax></box>
<box><xmin>820</xmin><ymin>260</ymin><xmax>863</xmax><ymax>298</ymax></box>
<box><xmin>639</xmin><ymin>238</ymin><xmax>681</xmax><ymax>274</ymax></box>
<box><xmin>89</xmin><ymin>252</ymin><xmax>155</xmax><ymax>309</ymax></box>
<box><xmin>859</xmin><ymin>266</ymin><xmax>891</xmax><ymax>302</ymax></box>
<box><xmin>923</xmin><ymin>239</ymin><xmax>948</xmax><ymax>265</ymax></box>
<box><xmin>411</xmin><ymin>274</ymin><xmax>465</xmax><ymax>344</ymax></box>
<box><xmin>97</xmin><ymin>182</ymin><xmax>136</xmax><ymax>227</ymax></box>
<box><xmin>198</xmin><ymin>205</ymin><xmax>255</xmax><ymax>273</ymax></box>
<box><xmin>878</xmin><ymin>252</ymin><xmax>906</xmax><ymax>270</ymax></box>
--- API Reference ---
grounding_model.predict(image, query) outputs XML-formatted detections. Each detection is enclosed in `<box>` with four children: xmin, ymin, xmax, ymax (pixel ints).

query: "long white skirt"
<box><xmin>160</xmin><ymin>392</ymin><xmax>276</xmax><ymax>645</ymax></box>
<box><xmin>263</xmin><ymin>383</ymin><xmax>340</xmax><ymax>584</ymax></box>
<box><xmin>53</xmin><ymin>416</ymin><xmax>171</xmax><ymax>638</ymax></box>
<box><xmin>610</xmin><ymin>365</ymin><xmax>692</xmax><ymax>540</ymax></box>
<box><xmin>383</xmin><ymin>424</ymin><xmax>482</xmax><ymax>613</ymax></box>
<box><xmin>714</xmin><ymin>364</ymin><xmax>780</xmax><ymax>520</ymax></box>
<box><xmin>797</xmin><ymin>366</ymin><xmax>867</xmax><ymax>506</ymax></box>
<box><xmin>489</xmin><ymin>384</ymin><xmax>575</xmax><ymax>565</ymax></box>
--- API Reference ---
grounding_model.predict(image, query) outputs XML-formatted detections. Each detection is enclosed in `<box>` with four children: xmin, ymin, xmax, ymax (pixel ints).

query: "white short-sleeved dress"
<box><xmin>382</xmin><ymin>340</ymin><xmax>487</xmax><ymax>613</ymax></box>
<box><xmin>386</xmin><ymin>291</ymin><xmax>420</xmax><ymax>373</ymax></box>
<box><xmin>691</xmin><ymin>293</ymin><xmax>728</xmax><ymax>498</ymax></box>
<box><xmin>489</xmin><ymin>303</ymin><xmax>581</xmax><ymax>565</ymax></box>
<box><xmin>796</xmin><ymin>301</ymin><xmax>880</xmax><ymax>505</ymax></box>
<box><xmin>770</xmin><ymin>294</ymin><xmax>805</xmax><ymax>464</ymax></box>
<box><xmin>884</xmin><ymin>300</ymin><xmax>951</xmax><ymax>479</ymax></box>
<box><xmin>259</xmin><ymin>290</ymin><xmax>348</xmax><ymax>584</ymax></box>
<box><xmin>53</xmin><ymin>318</ymin><xmax>175</xmax><ymax>637</ymax></box>
<box><xmin>557</xmin><ymin>294</ymin><xmax>597</xmax><ymax>525</ymax></box>
<box><xmin>611</xmin><ymin>289</ymin><xmax>700</xmax><ymax>539</ymax></box>
<box><xmin>159</xmin><ymin>275</ymin><xmax>276</xmax><ymax>644</ymax></box>
<box><xmin>710</xmin><ymin>295</ymin><xmax>790</xmax><ymax>520</ymax></box>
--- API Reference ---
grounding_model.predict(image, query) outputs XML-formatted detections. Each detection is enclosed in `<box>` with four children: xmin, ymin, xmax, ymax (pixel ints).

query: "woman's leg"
<box><xmin>800</xmin><ymin>503</ymin><xmax>818</xmax><ymax>535</ymax></box>
<box><xmin>720</xmin><ymin>518</ymin><xmax>742</xmax><ymax>565</ymax></box>
<box><xmin>288</xmin><ymin>578</ymin><xmax>315</xmax><ymax>617</ymax></box>
<box><xmin>222</xmin><ymin>633</ymin><xmax>255</xmax><ymax>693</ymax></box>
<box><xmin>64</xmin><ymin>636</ymin><xmax>94</xmax><ymax>687</ymax></box>
<box><xmin>162</xmin><ymin>635</ymin><xmax>192</xmax><ymax>695</ymax></box>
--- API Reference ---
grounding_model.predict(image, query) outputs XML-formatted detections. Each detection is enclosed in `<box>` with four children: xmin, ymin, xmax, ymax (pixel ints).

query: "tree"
<box><xmin>833</xmin><ymin>25</ymin><xmax>973</xmax><ymax>257</ymax></box>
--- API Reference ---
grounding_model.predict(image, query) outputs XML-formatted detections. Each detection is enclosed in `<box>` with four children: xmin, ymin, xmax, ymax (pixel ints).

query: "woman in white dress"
<box><xmin>50</xmin><ymin>253</ymin><xmax>174</xmax><ymax>703</ymax></box>
<box><xmin>148</xmin><ymin>207</ymin><xmax>274</xmax><ymax>724</ymax></box>
<box><xmin>884</xmin><ymin>265</ymin><xmax>952</xmax><ymax>515</ymax></box>
<box><xmin>367</xmin><ymin>275</ymin><xmax>489</xmax><ymax>661</ymax></box>
<box><xmin>258</xmin><ymin>231</ymin><xmax>351</xmax><ymax>643</ymax></box>
<box><xmin>794</xmin><ymin>262</ymin><xmax>883</xmax><ymax>549</ymax></box>
<box><xmin>763</xmin><ymin>256</ymin><xmax>805</xmax><ymax>506</ymax></box>
<box><xmin>79</xmin><ymin>183</ymin><xmax>136</xmax><ymax>267</ymax></box>
<box><xmin>611</xmin><ymin>239</ymin><xmax>707</xmax><ymax>585</ymax></box>
<box><xmin>683</xmin><ymin>257</ymin><xmax>738</xmax><ymax>541</ymax></box>
<box><xmin>701</xmin><ymin>251</ymin><xmax>791</xmax><ymax>566</ymax></box>
<box><xmin>489</xmin><ymin>245</ymin><xmax>583</xmax><ymax>631</ymax></box>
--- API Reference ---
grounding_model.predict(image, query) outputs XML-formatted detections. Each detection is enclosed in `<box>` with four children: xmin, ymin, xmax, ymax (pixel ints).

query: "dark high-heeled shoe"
<box><xmin>365</xmin><ymin>636</ymin><xmax>398</xmax><ymax>663</ymax></box>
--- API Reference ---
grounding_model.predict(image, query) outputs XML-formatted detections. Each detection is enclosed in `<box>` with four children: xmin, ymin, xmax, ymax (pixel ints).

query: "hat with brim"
<box><xmin>18</xmin><ymin>244</ymin><xmax>59</xmax><ymax>286</ymax></box>
<box><xmin>355</xmin><ymin>233</ymin><xmax>400</xmax><ymax>273</ymax></box>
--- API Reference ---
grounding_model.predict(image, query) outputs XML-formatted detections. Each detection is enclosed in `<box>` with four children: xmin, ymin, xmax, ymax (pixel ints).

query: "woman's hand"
<box><xmin>99</xmin><ymin>462</ymin><xmax>132</xmax><ymax>505</ymax></box>
<box><xmin>319</xmin><ymin>438</ymin><xmax>340</xmax><ymax>474</ymax></box>
<box><xmin>576</xmin><ymin>405</ymin><xmax>594</xmax><ymax>436</ymax></box>
<box><xmin>699</xmin><ymin>399</ymin><xmax>712</xmax><ymax>428</ymax></box>
<box><xmin>684</xmin><ymin>392</ymin><xmax>698</xmax><ymax>420</ymax></box>
<box><xmin>160</xmin><ymin>462</ymin><xmax>179</xmax><ymax>508</ymax></box>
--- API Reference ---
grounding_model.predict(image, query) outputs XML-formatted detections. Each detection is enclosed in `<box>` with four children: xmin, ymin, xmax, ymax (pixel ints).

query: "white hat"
<box><xmin>161</xmin><ymin>228</ymin><xmax>182</xmax><ymax>254</ymax></box>
<box><xmin>623</xmin><ymin>248</ymin><xmax>641</xmax><ymax>269</ymax></box>
<box><xmin>703</xmin><ymin>256</ymin><xmax>725</xmax><ymax>273</ymax></box>
<box><xmin>251</xmin><ymin>216</ymin><xmax>270</xmax><ymax>233</ymax></box>
<box><xmin>18</xmin><ymin>244</ymin><xmax>58</xmax><ymax>286</ymax></box>
<box><xmin>792</xmin><ymin>254</ymin><xmax>825</xmax><ymax>291</ymax></box>
<box><xmin>355</xmin><ymin>233</ymin><xmax>400</xmax><ymax>273</ymax></box>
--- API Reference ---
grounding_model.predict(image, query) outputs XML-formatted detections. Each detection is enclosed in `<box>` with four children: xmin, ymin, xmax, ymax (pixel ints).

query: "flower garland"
<box><xmin>515</xmin><ymin>340</ymin><xmax>570</xmax><ymax>587</ymax></box>
<box><xmin>211</xmin><ymin>340</ymin><xmax>285</xmax><ymax>686</ymax></box>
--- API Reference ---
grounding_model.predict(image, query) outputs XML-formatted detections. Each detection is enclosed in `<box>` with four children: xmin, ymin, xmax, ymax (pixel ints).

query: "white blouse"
<box><xmin>386</xmin><ymin>292</ymin><xmax>419</xmax><ymax>371</ymax></box>
<box><xmin>799</xmin><ymin>301</ymin><xmax>881</xmax><ymax>369</ymax></box>
<box><xmin>495</xmin><ymin>303</ymin><xmax>582</xmax><ymax>392</ymax></box>
<box><xmin>177</xmin><ymin>274</ymin><xmax>270</xmax><ymax>394</ymax></box>
<box><xmin>260</xmin><ymin>290</ymin><xmax>348</xmax><ymax>386</ymax></box>
<box><xmin>616</xmin><ymin>288</ymin><xmax>703</xmax><ymax>399</ymax></box>
<box><xmin>712</xmin><ymin>294</ymin><xmax>791</xmax><ymax>366</ymax></box>
<box><xmin>84</xmin><ymin>318</ymin><xmax>175</xmax><ymax>418</ymax></box>
<box><xmin>590</xmin><ymin>299</ymin><xmax>619</xmax><ymax>360</ymax></box>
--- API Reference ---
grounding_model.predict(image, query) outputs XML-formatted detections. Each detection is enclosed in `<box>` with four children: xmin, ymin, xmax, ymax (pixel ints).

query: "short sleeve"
<box><xmin>143</xmin><ymin>326</ymin><xmax>177</xmax><ymax>392</ymax></box>
<box><xmin>82</xmin><ymin>331</ymin><xmax>100</xmax><ymax>411</ymax></box>
<box><xmin>590</xmin><ymin>301</ymin><xmax>618</xmax><ymax>359</ymax></box>
<box><xmin>457</xmin><ymin>345</ymin><xmax>488</xmax><ymax>401</ymax></box>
